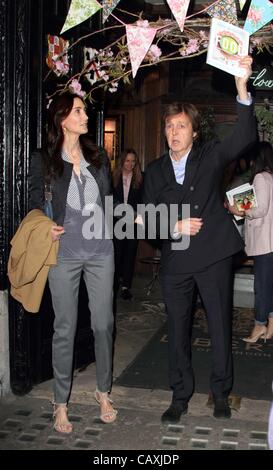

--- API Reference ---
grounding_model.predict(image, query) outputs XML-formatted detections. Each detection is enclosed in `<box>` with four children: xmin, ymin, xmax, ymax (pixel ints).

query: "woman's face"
<box><xmin>123</xmin><ymin>153</ymin><xmax>136</xmax><ymax>173</ymax></box>
<box><xmin>61</xmin><ymin>98</ymin><xmax>88</xmax><ymax>137</ymax></box>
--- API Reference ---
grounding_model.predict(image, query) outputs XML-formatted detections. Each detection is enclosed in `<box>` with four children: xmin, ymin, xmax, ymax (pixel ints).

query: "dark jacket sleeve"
<box><xmin>142</xmin><ymin>164</ymin><xmax>164</xmax><ymax>240</ymax></box>
<box><xmin>216</xmin><ymin>101</ymin><xmax>257</xmax><ymax>166</ymax></box>
<box><xmin>28</xmin><ymin>150</ymin><xmax>44</xmax><ymax>212</ymax></box>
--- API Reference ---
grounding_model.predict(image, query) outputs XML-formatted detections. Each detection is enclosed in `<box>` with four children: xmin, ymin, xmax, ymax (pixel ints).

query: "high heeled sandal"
<box><xmin>242</xmin><ymin>325</ymin><xmax>267</xmax><ymax>343</ymax></box>
<box><xmin>94</xmin><ymin>389</ymin><xmax>117</xmax><ymax>424</ymax></box>
<box><xmin>53</xmin><ymin>403</ymin><xmax>73</xmax><ymax>434</ymax></box>
<box><xmin>266</xmin><ymin>318</ymin><xmax>273</xmax><ymax>340</ymax></box>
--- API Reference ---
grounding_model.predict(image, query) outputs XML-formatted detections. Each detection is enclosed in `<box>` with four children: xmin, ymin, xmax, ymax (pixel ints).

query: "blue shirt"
<box><xmin>170</xmin><ymin>148</ymin><xmax>191</xmax><ymax>185</ymax></box>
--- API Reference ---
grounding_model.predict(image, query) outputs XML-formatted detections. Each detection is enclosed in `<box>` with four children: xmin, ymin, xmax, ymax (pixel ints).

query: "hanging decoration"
<box><xmin>126</xmin><ymin>23</ymin><xmax>157</xmax><ymax>78</ymax></box>
<box><xmin>84</xmin><ymin>47</ymin><xmax>101</xmax><ymax>85</ymax></box>
<box><xmin>101</xmin><ymin>0</ymin><xmax>121</xmax><ymax>24</ymax></box>
<box><xmin>61</xmin><ymin>0</ymin><xmax>102</xmax><ymax>34</ymax></box>
<box><xmin>166</xmin><ymin>0</ymin><xmax>191</xmax><ymax>32</ymax></box>
<box><xmin>44</xmin><ymin>2</ymin><xmax>273</xmax><ymax>102</ymax></box>
<box><xmin>46</xmin><ymin>35</ymin><xmax>69</xmax><ymax>76</ymax></box>
<box><xmin>244</xmin><ymin>0</ymin><xmax>273</xmax><ymax>35</ymax></box>
<box><xmin>239</xmin><ymin>0</ymin><xmax>247</xmax><ymax>9</ymax></box>
<box><xmin>207</xmin><ymin>0</ymin><xmax>239</xmax><ymax>25</ymax></box>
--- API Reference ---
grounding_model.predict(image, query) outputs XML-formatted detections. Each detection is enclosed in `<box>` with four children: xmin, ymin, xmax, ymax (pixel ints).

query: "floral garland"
<box><xmin>46</xmin><ymin>13</ymin><xmax>273</xmax><ymax>103</ymax></box>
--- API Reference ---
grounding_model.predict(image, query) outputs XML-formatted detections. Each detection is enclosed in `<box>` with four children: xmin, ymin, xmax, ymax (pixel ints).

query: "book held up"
<box><xmin>226</xmin><ymin>183</ymin><xmax>258</xmax><ymax>220</ymax></box>
<box><xmin>206</xmin><ymin>18</ymin><xmax>250</xmax><ymax>77</ymax></box>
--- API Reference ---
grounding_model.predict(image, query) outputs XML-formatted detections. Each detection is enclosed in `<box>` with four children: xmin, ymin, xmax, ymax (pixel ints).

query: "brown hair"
<box><xmin>163</xmin><ymin>102</ymin><xmax>200</xmax><ymax>138</ymax></box>
<box><xmin>113</xmin><ymin>148</ymin><xmax>143</xmax><ymax>189</ymax></box>
<box><xmin>251</xmin><ymin>141</ymin><xmax>273</xmax><ymax>183</ymax></box>
<box><xmin>43</xmin><ymin>92</ymin><xmax>101</xmax><ymax>180</ymax></box>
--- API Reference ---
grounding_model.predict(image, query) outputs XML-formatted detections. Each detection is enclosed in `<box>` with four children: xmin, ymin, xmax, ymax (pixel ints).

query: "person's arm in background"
<box><xmin>228</xmin><ymin>174</ymin><xmax>270</xmax><ymax>220</ymax></box>
<box><xmin>133</xmin><ymin>171</ymin><xmax>144</xmax><ymax>221</ymax></box>
<box><xmin>245</xmin><ymin>174</ymin><xmax>270</xmax><ymax>219</ymax></box>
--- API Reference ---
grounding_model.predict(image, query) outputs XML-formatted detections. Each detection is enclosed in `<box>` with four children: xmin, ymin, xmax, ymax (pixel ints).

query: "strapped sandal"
<box><xmin>94</xmin><ymin>389</ymin><xmax>118</xmax><ymax>424</ymax></box>
<box><xmin>53</xmin><ymin>403</ymin><xmax>73</xmax><ymax>434</ymax></box>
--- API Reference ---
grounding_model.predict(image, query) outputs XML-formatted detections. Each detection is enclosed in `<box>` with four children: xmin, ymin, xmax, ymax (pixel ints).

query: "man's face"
<box><xmin>165</xmin><ymin>112</ymin><xmax>197</xmax><ymax>158</ymax></box>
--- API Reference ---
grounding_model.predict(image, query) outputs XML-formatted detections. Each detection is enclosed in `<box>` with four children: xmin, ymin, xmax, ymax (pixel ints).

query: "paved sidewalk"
<box><xmin>0</xmin><ymin>275</ymin><xmax>271</xmax><ymax>451</ymax></box>
<box><xmin>0</xmin><ymin>393</ymin><xmax>269</xmax><ymax>450</ymax></box>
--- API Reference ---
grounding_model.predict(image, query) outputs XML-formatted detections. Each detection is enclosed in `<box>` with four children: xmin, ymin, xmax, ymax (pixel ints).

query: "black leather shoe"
<box><xmin>213</xmin><ymin>398</ymin><xmax>231</xmax><ymax>419</ymax></box>
<box><xmin>161</xmin><ymin>403</ymin><xmax>188</xmax><ymax>423</ymax></box>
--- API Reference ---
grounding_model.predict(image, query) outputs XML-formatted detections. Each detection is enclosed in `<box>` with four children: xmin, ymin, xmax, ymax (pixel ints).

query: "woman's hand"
<box><xmin>135</xmin><ymin>214</ymin><xmax>144</xmax><ymax>225</ymax></box>
<box><xmin>51</xmin><ymin>225</ymin><xmax>65</xmax><ymax>242</ymax></box>
<box><xmin>227</xmin><ymin>203</ymin><xmax>245</xmax><ymax>218</ymax></box>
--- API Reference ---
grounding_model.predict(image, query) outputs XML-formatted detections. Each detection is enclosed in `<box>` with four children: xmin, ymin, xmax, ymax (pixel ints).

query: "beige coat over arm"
<box><xmin>8</xmin><ymin>209</ymin><xmax>59</xmax><ymax>313</ymax></box>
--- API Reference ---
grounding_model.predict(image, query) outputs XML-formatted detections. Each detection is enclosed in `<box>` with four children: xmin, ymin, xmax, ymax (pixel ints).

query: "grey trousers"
<box><xmin>48</xmin><ymin>255</ymin><xmax>114</xmax><ymax>404</ymax></box>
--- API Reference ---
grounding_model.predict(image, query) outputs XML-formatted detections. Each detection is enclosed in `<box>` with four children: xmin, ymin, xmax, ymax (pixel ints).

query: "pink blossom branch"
<box><xmin>85</xmin><ymin>48</ymin><xmax>208</xmax><ymax>102</ymax></box>
<box><xmin>44</xmin><ymin>8</ymin><xmax>273</xmax><ymax>101</ymax></box>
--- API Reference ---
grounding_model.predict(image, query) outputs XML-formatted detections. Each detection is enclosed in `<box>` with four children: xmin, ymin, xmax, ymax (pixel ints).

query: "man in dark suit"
<box><xmin>143</xmin><ymin>56</ymin><xmax>256</xmax><ymax>422</ymax></box>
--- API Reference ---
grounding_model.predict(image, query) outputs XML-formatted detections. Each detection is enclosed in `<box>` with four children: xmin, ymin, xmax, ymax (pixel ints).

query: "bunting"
<box><xmin>166</xmin><ymin>0</ymin><xmax>190</xmax><ymax>32</ymax></box>
<box><xmin>207</xmin><ymin>0</ymin><xmax>239</xmax><ymax>26</ymax></box>
<box><xmin>244</xmin><ymin>0</ymin><xmax>273</xmax><ymax>35</ymax></box>
<box><xmin>61</xmin><ymin>0</ymin><xmax>102</xmax><ymax>34</ymax></box>
<box><xmin>239</xmin><ymin>0</ymin><xmax>247</xmax><ymax>9</ymax></box>
<box><xmin>101</xmin><ymin>0</ymin><xmax>121</xmax><ymax>23</ymax></box>
<box><xmin>126</xmin><ymin>25</ymin><xmax>157</xmax><ymax>78</ymax></box>
<box><xmin>46</xmin><ymin>35</ymin><xmax>69</xmax><ymax>75</ymax></box>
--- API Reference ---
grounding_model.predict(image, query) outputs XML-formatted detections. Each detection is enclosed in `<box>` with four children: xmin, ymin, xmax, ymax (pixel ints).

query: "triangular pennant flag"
<box><xmin>126</xmin><ymin>25</ymin><xmax>157</xmax><ymax>78</ymax></box>
<box><xmin>61</xmin><ymin>0</ymin><xmax>102</xmax><ymax>34</ymax></box>
<box><xmin>207</xmin><ymin>0</ymin><xmax>239</xmax><ymax>26</ymax></box>
<box><xmin>239</xmin><ymin>0</ymin><xmax>247</xmax><ymax>9</ymax></box>
<box><xmin>166</xmin><ymin>0</ymin><xmax>190</xmax><ymax>32</ymax></box>
<box><xmin>244</xmin><ymin>0</ymin><xmax>273</xmax><ymax>35</ymax></box>
<box><xmin>102</xmin><ymin>0</ymin><xmax>121</xmax><ymax>24</ymax></box>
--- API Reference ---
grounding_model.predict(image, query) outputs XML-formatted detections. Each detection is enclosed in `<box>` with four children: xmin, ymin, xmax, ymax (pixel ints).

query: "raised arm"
<box><xmin>235</xmin><ymin>55</ymin><xmax>253</xmax><ymax>101</ymax></box>
<box><xmin>216</xmin><ymin>56</ymin><xmax>256</xmax><ymax>165</ymax></box>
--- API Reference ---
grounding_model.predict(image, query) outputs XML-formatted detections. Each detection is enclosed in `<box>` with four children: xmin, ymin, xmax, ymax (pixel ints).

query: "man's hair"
<box><xmin>163</xmin><ymin>102</ymin><xmax>200</xmax><ymax>137</ymax></box>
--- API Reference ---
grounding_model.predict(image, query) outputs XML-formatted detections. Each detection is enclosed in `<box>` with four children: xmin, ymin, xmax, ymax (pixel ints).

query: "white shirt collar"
<box><xmin>169</xmin><ymin>148</ymin><xmax>192</xmax><ymax>163</ymax></box>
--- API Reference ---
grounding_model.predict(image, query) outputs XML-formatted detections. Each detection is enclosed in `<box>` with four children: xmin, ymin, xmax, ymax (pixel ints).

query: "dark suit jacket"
<box><xmin>143</xmin><ymin>101</ymin><xmax>257</xmax><ymax>274</ymax></box>
<box><xmin>28</xmin><ymin>149</ymin><xmax>112</xmax><ymax>227</ymax></box>
<box><xmin>112</xmin><ymin>174</ymin><xmax>143</xmax><ymax>239</ymax></box>
<box><xmin>113</xmin><ymin>174</ymin><xmax>143</xmax><ymax>212</ymax></box>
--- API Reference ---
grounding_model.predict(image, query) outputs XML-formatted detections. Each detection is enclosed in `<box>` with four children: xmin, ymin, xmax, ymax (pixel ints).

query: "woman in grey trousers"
<box><xmin>29</xmin><ymin>92</ymin><xmax>117</xmax><ymax>433</ymax></box>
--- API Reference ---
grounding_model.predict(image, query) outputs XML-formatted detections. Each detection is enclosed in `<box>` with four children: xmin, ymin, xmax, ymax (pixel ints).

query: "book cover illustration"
<box><xmin>226</xmin><ymin>183</ymin><xmax>257</xmax><ymax>220</ymax></box>
<box><xmin>206</xmin><ymin>18</ymin><xmax>250</xmax><ymax>77</ymax></box>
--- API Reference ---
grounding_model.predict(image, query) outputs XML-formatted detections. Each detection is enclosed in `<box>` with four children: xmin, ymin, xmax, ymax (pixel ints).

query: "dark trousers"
<box><xmin>254</xmin><ymin>252</ymin><xmax>273</xmax><ymax>324</ymax></box>
<box><xmin>161</xmin><ymin>256</ymin><xmax>233</xmax><ymax>406</ymax></box>
<box><xmin>114</xmin><ymin>237</ymin><xmax>138</xmax><ymax>289</ymax></box>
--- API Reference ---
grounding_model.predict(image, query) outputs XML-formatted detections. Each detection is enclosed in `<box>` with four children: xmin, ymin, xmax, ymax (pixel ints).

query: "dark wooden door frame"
<box><xmin>0</xmin><ymin>0</ymin><xmax>43</xmax><ymax>394</ymax></box>
<box><xmin>1</xmin><ymin>0</ymin><xmax>97</xmax><ymax>395</ymax></box>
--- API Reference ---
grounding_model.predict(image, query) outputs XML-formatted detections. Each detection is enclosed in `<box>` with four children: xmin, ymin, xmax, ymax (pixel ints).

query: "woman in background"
<box><xmin>229</xmin><ymin>142</ymin><xmax>273</xmax><ymax>343</ymax></box>
<box><xmin>113</xmin><ymin>149</ymin><xmax>143</xmax><ymax>300</ymax></box>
